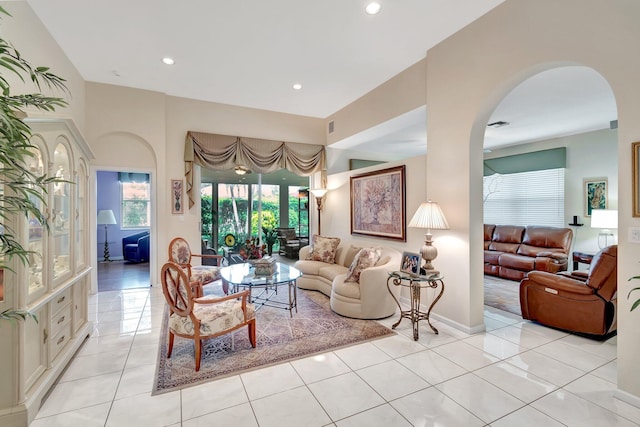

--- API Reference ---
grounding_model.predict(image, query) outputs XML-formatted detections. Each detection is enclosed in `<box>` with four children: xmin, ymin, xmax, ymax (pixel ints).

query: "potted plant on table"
<box><xmin>263</xmin><ymin>226</ymin><xmax>278</xmax><ymax>256</ymax></box>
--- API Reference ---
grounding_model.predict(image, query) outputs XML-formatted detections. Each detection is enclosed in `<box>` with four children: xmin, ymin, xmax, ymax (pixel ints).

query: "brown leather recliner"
<box><xmin>519</xmin><ymin>245</ymin><xmax>617</xmax><ymax>336</ymax></box>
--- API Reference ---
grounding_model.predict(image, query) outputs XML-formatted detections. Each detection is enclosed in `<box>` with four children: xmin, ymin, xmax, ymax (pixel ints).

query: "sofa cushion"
<box><xmin>318</xmin><ymin>264</ymin><xmax>349</xmax><ymax>282</ymax></box>
<box><xmin>332</xmin><ymin>276</ymin><xmax>361</xmax><ymax>299</ymax></box>
<box><xmin>345</xmin><ymin>247</ymin><xmax>382</xmax><ymax>283</ymax></box>
<box><xmin>306</xmin><ymin>234</ymin><xmax>341</xmax><ymax>264</ymax></box>
<box><xmin>492</xmin><ymin>225</ymin><xmax>525</xmax><ymax>244</ymax></box>
<box><xmin>294</xmin><ymin>260</ymin><xmax>328</xmax><ymax>276</ymax></box>
<box><xmin>484</xmin><ymin>250</ymin><xmax>502</xmax><ymax>265</ymax></box>
<box><xmin>499</xmin><ymin>253</ymin><xmax>535</xmax><ymax>271</ymax></box>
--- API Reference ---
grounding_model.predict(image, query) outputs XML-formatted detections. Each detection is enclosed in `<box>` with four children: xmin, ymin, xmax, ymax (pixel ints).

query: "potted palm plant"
<box><xmin>629</xmin><ymin>275</ymin><xmax>640</xmax><ymax>312</ymax></box>
<box><xmin>0</xmin><ymin>6</ymin><xmax>68</xmax><ymax>323</ymax></box>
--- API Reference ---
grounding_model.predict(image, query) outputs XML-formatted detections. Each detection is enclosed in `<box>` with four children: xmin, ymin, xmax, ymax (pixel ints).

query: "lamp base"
<box><xmin>419</xmin><ymin>232</ymin><xmax>440</xmax><ymax>275</ymax></box>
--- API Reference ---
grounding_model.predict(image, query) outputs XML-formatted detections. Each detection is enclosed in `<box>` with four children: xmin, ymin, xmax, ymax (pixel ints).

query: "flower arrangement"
<box><xmin>239</xmin><ymin>237</ymin><xmax>266</xmax><ymax>260</ymax></box>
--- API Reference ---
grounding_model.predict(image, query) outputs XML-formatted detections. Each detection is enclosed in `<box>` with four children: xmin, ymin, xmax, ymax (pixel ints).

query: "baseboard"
<box><xmin>614</xmin><ymin>388</ymin><xmax>640</xmax><ymax>409</ymax></box>
<box><xmin>398</xmin><ymin>296</ymin><xmax>485</xmax><ymax>335</ymax></box>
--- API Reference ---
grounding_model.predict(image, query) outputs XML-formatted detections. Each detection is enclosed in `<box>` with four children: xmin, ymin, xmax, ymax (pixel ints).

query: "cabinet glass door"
<box><xmin>26</xmin><ymin>146</ymin><xmax>46</xmax><ymax>302</ymax></box>
<box><xmin>52</xmin><ymin>142</ymin><xmax>71</xmax><ymax>284</ymax></box>
<box><xmin>75</xmin><ymin>161</ymin><xmax>87</xmax><ymax>270</ymax></box>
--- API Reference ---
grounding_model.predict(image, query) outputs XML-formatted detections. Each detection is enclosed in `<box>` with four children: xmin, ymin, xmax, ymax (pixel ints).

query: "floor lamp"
<box><xmin>97</xmin><ymin>209</ymin><xmax>117</xmax><ymax>262</ymax></box>
<box><xmin>408</xmin><ymin>200</ymin><xmax>450</xmax><ymax>275</ymax></box>
<box><xmin>309</xmin><ymin>188</ymin><xmax>328</xmax><ymax>235</ymax></box>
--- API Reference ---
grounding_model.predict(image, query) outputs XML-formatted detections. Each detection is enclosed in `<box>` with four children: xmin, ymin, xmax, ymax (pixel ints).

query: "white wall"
<box><xmin>485</xmin><ymin>128</ymin><xmax>619</xmax><ymax>254</ymax></box>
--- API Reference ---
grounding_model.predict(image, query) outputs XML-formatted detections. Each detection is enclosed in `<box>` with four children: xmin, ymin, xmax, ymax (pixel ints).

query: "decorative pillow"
<box><xmin>345</xmin><ymin>247</ymin><xmax>382</xmax><ymax>283</ymax></box>
<box><xmin>306</xmin><ymin>235</ymin><xmax>341</xmax><ymax>264</ymax></box>
<box><xmin>342</xmin><ymin>245</ymin><xmax>362</xmax><ymax>268</ymax></box>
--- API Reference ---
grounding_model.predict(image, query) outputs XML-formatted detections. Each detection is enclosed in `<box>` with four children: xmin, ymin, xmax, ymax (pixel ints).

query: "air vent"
<box><xmin>487</xmin><ymin>120</ymin><xmax>510</xmax><ymax>128</ymax></box>
<box><xmin>610</xmin><ymin>120</ymin><xmax>618</xmax><ymax>129</ymax></box>
<box><xmin>328</xmin><ymin>120</ymin><xmax>334</xmax><ymax>134</ymax></box>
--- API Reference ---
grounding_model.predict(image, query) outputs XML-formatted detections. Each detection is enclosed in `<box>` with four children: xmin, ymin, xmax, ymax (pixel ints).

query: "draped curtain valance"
<box><xmin>184</xmin><ymin>131</ymin><xmax>326</xmax><ymax>208</ymax></box>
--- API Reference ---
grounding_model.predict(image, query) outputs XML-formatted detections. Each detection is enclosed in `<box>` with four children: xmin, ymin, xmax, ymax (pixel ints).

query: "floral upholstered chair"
<box><xmin>160</xmin><ymin>262</ymin><xmax>256</xmax><ymax>371</ymax></box>
<box><xmin>168</xmin><ymin>237</ymin><xmax>224</xmax><ymax>296</ymax></box>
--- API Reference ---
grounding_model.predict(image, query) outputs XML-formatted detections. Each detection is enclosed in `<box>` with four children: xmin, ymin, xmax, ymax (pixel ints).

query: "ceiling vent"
<box><xmin>328</xmin><ymin>120</ymin><xmax>334</xmax><ymax>134</ymax></box>
<box><xmin>610</xmin><ymin>120</ymin><xmax>618</xmax><ymax>129</ymax></box>
<box><xmin>487</xmin><ymin>120</ymin><xmax>510</xmax><ymax>128</ymax></box>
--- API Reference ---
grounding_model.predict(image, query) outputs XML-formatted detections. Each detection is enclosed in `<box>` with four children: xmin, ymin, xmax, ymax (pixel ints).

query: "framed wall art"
<box><xmin>171</xmin><ymin>179</ymin><xmax>184</xmax><ymax>214</ymax></box>
<box><xmin>350</xmin><ymin>165</ymin><xmax>406</xmax><ymax>241</ymax></box>
<box><xmin>584</xmin><ymin>177</ymin><xmax>607</xmax><ymax>217</ymax></box>
<box><xmin>634</xmin><ymin>142</ymin><xmax>640</xmax><ymax>217</ymax></box>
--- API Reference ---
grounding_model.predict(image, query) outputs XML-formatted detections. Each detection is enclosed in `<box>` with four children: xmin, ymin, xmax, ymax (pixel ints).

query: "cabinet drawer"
<box><xmin>51</xmin><ymin>303</ymin><xmax>72</xmax><ymax>336</ymax></box>
<box><xmin>51</xmin><ymin>288</ymin><xmax>71</xmax><ymax>314</ymax></box>
<box><xmin>50</xmin><ymin>323</ymin><xmax>72</xmax><ymax>361</ymax></box>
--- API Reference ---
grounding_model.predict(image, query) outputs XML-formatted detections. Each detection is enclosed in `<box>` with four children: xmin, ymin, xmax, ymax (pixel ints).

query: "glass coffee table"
<box><xmin>219</xmin><ymin>262</ymin><xmax>302</xmax><ymax>317</ymax></box>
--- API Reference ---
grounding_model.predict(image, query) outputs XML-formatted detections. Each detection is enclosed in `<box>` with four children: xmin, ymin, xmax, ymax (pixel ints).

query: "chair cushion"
<box><xmin>345</xmin><ymin>247</ymin><xmax>382</xmax><ymax>283</ymax></box>
<box><xmin>333</xmin><ymin>276</ymin><xmax>361</xmax><ymax>299</ymax></box>
<box><xmin>170</xmin><ymin>239</ymin><xmax>191</xmax><ymax>264</ymax></box>
<box><xmin>306</xmin><ymin>234</ymin><xmax>341</xmax><ymax>264</ymax></box>
<box><xmin>169</xmin><ymin>299</ymin><xmax>255</xmax><ymax>336</ymax></box>
<box><xmin>191</xmin><ymin>266</ymin><xmax>220</xmax><ymax>284</ymax></box>
<box><xmin>318</xmin><ymin>264</ymin><xmax>349</xmax><ymax>281</ymax></box>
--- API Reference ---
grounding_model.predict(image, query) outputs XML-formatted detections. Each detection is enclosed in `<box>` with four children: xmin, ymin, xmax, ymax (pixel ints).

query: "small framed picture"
<box><xmin>583</xmin><ymin>177</ymin><xmax>607</xmax><ymax>217</ymax></box>
<box><xmin>171</xmin><ymin>179</ymin><xmax>184</xmax><ymax>214</ymax></box>
<box><xmin>400</xmin><ymin>251</ymin><xmax>420</xmax><ymax>275</ymax></box>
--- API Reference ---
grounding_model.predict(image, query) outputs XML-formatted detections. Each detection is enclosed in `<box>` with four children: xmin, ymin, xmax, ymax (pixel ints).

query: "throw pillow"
<box><xmin>306</xmin><ymin>234</ymin><xmax>341</xmax><ymax>264</ymax></box>
<box><xmin>343</xmin><ymin>245</ymin><xmax>362</xmax><ymax>268</ymax></box>
<box><xmin>345</xmin><ymin>247</ymin><xmax>382</xmax><ymax>283</ymax></box>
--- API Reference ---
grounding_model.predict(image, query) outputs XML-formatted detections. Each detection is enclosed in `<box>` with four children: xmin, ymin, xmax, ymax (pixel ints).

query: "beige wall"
<box><xmin>1</xmin><ymin>2</ymin><xmax>86</xmax><ymax>130</ymax></box>
<box><xmin>326</xmin><ymin>59</ymin><xmax>426</xmax><ymax>145</ymax></box>
<box><xmin>424</xmin><ymin>0</ymin><xmax>640</xmax><ymax>398</ymax></box>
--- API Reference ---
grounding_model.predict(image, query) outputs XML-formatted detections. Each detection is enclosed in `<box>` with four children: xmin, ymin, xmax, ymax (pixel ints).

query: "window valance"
<box><xmin>184</xmin><ymin>131</ymin><xmax>326</xmax><ymax>208</ymax></box>
<box><xmin>483</xmin><ymin>147</ymin><xmax>566</xmax><ymax>176</ymax></box>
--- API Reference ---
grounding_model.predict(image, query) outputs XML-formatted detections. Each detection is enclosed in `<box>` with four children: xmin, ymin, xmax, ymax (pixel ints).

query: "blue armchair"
<box><xmin>123</xmin><ymin>231</ymin><xmax>150</xmax><ymax>263</ymax></box>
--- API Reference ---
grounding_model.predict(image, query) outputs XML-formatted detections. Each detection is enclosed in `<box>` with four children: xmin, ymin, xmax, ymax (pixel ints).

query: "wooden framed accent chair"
<box><xmin>520</xmin><ymin>245</ymin><xmax>617</xmax><ymax>337</ymax></box>
<box><xmin>168</xmin><ymin>237</ymin><xmax>224</xmax><ymax>296</ymax></box>
<box><xmin>160</xmin><ymin>262</ymin><xmax>256</xmax><ymax>371</ymax></box>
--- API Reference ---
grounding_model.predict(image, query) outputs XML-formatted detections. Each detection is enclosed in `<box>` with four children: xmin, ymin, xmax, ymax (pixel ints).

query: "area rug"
<box><xmin>484</xmin><ymin>275</ymin><xmax>522</xmax><ymax>316</ymax></box>
<box><xmin>153</xmin><ymin>287</ymin><xmax>395</xmax><ymax>394</ymax></box>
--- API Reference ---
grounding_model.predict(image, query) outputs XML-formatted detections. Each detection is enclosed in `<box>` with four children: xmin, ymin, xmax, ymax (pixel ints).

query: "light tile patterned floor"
<box><xmin>31</xmin><ymin>286</ymin><xmax>638</xmax><ymax>427</ymax></box>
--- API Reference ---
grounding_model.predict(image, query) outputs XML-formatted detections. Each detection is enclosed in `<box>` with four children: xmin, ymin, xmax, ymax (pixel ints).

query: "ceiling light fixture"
<box><xmin>365</xmin><ymin>2</ymin><xmax>382</xmax><ymax>15</ymax></box>
<box><xmin>292</xmin><ymin>83</ymin><xmax>303</xmax><ymax>90</ymax></box>
<box><xmin>234</xmin><ymin>166</ymin><xmax>251</xmax><ymax>175</ymax></box>
<box><xmin>162</xmin><ymin>57</ymin><xmax>175</xmax><ymax>65</ymax></box>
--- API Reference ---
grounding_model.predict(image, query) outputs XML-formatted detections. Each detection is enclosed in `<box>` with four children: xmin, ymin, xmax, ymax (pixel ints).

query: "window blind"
<box><xmin>483</xmin><ymin>168</ymin><xmax>565</xmax><ymax>227</ymax></box>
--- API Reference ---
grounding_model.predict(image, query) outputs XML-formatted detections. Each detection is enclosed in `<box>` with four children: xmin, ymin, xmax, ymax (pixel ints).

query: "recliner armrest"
<box><xmin>536</xmin><ymin>251</ymin><xmax>568</xmax><ymax>263</ymax></box>
<box><xmin>525</xmin><ymin>271</ymin><xmax>594</xmax><ymax>295</ymax></box>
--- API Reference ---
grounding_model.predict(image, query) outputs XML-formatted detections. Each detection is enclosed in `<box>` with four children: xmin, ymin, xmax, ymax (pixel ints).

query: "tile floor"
<box><xmin>32</xmin><ymin>286</ymin><xmax>638</xmax><ymax>427</ymax></box>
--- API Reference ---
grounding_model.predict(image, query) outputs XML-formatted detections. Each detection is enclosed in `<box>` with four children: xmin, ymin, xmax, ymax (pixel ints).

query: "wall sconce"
<box><xmin>97</xmin><ymin>209</ymin><xmax>117</xmax><ymax>262</ymax></box>
<box><xmin>590</xmin><ymin>209</ymin><xmax>618</xmax><ymax>249</ymax></box>
<box><xmin>309</xmin><ymin>188</ymin><xmax>328</xmax><ymax>235</ymax></box>
<box><xmin>408</xmin><ymin>200</ymin><xmax>449</xmax><ymax>274</ymax></box>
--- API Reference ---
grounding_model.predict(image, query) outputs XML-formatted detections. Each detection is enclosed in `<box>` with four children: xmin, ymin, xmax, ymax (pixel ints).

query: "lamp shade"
<box><xmin>97</xmin><ymin>209</ymin><xmax>117</xmax><ymax>225</ymax></box>
<box><xmin>309</xmin><ymin>188</ymin><xmax>328</xmax><ymax>198</ymax></box>
<box><xmin>591</xmin><ymin>209</ymin><xmax>617</xmax><ymax>229</ymax></box>
<box><xmin>409</xmin><ymin>201</ymin><xmax>449</xmax><ymax>230</ymax></box>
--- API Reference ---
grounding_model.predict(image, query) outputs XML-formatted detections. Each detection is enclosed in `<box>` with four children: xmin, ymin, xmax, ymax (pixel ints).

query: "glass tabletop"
<box><xmin>220</xmin><ymin>262</ymin><xmax>302</xmax><ymax>286</ymax></box>
<box><xmin>389</xmin><ymin>270</ymin><xmax>444</xmax><ymax>282</ymax></box>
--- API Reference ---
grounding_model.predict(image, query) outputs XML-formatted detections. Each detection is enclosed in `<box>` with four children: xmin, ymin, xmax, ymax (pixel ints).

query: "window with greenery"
<box><xmin>483</xmin><ymin>168</ymin><xmax>565</xmax><ymax>227</ymax></box>
<box><xmin>121</xmin><ymin>181</ymin><xmax>150</xmax><ymax>228</ymax></box>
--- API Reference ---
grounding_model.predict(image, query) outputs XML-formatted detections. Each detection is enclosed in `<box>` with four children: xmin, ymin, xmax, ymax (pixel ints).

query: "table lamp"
<box><xmin>408</xmin><ymin>200</ymin><xmax>449</xmax><ymax>274</ymax></box>
<box><xmin>590</xmin><ymin>209</ymin><xmax>617</xmax><ymax>249</ymax></box>
<box><xmin>97</xmin><ymin>209</ymin><xmax>117</xmax><ymax>261</ymax></box>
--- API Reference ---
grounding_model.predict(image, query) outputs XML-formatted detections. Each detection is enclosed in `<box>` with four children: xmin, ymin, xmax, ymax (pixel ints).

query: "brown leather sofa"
<box><xmin>520</xmin><ymin>245</ymin><xmax>617</xmax><ymax>336</ymax></box>
<box><xmin>484</xmin><ymin>224</ymin><xmax>573</xmax><ymax>281</ymax></box>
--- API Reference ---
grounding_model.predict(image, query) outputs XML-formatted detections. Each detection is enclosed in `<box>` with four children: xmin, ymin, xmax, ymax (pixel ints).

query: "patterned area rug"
<box><xmin>153</xmin><ymin>287</ymin><xmax>395</xmax><ymax>394</ymax></box>
<box><xmin>484</xmin><ymin>275</ymin><xmax>522</xmax><ymax>316</ymax></box>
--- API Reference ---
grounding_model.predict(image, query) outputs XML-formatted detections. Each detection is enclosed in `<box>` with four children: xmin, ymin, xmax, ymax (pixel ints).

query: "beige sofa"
<box><xmin>294</xmin><ymin>244</ymin><xmax>402</xmax><ymax>319</ymax></box>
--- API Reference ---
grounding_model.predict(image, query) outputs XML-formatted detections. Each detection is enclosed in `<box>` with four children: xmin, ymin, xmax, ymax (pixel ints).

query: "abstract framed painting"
<box><xmin>350</xmin><ymin>165</ymin><xmax>406</xmax><ymax>241</ymax></box>
<box><xmin>584</xmin><ymin>177</ymin><xmax>607</xmax><ymax>217</ymax></box>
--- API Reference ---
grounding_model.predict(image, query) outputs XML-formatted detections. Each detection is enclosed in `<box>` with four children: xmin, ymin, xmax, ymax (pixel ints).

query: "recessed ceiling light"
<box><xmin>162</xmin><ymin>57</ymin><xmax>175</xmax><ymax>65</ymax></box>
<box><xmin>365</xmin><ymin>2</ymin><xmax>381</xmax><ymax>15</ymax></box>
<box><xmin>292</xmin><ymin>83</ymin><xmax>303</xmax><ymax>90</ymax></box>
